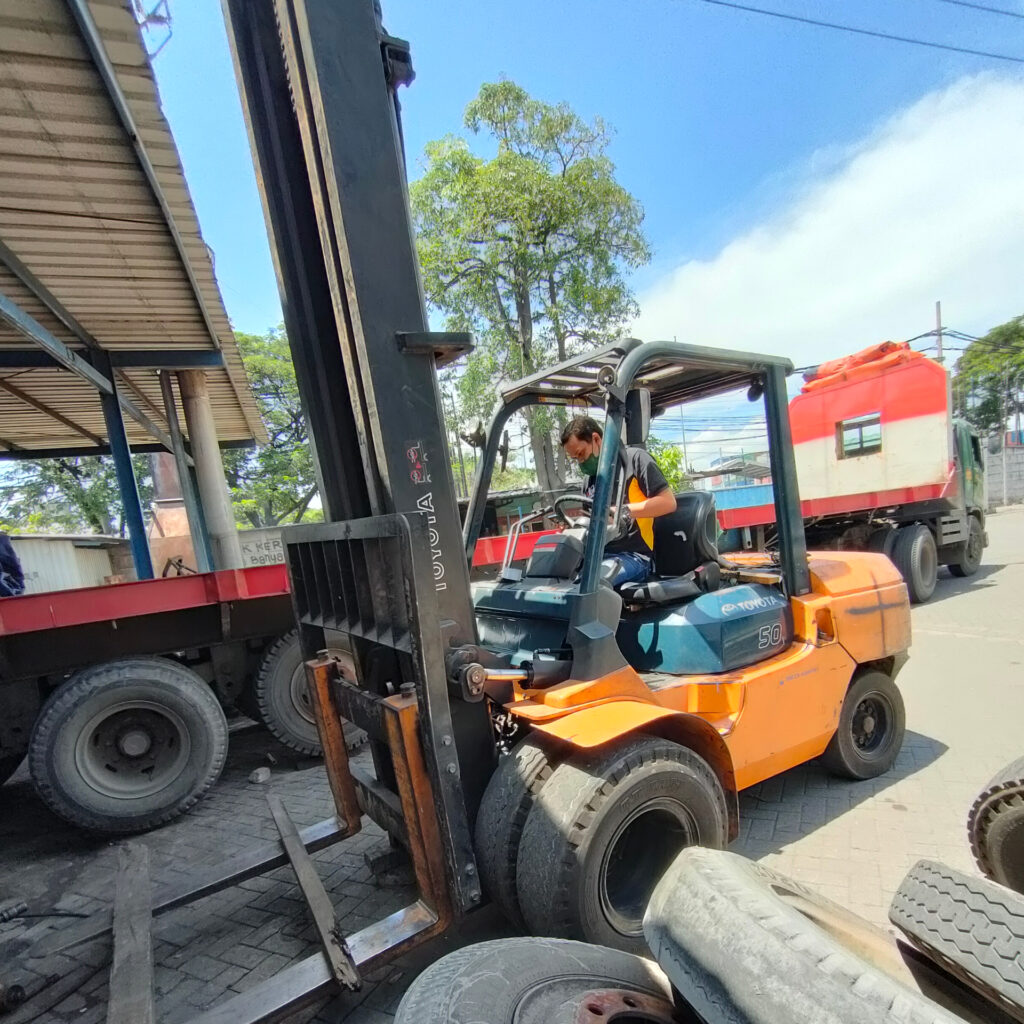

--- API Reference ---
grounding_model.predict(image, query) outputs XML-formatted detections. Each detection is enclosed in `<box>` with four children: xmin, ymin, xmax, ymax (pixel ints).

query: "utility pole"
<box><xmin>1003</xmin><ymin>365</ymin><xmax>1009</xmax><ymax>507</ymax></box>
<box><xmin>677</xmin><ymin>404</ymin><xmax>689</xmax><ymax>472</ymax></box>
<box><xmin>935</xmin><ymin>300</ymin><xmax>943</xmax><ymax>363</ymax></box>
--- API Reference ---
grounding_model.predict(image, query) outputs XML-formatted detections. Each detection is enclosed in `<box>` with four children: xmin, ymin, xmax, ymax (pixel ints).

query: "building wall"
<box><xmin>986</xmin><ymin>444</ymin><xmax>1024</xmax><ymax>507</ymax></box>
<box><xmin>238</xmin><ymin>528</ymin><xmax>285</xmax><ymax>567</ymax></box>
<box><xmin>10</xmin><ymin>536</ymin><xmax>125</xmax><ymax>593</ymax></box>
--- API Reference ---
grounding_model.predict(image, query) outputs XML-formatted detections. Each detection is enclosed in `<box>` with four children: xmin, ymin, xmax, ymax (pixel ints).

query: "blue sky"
<box><xmin>151</xmin><ymin>0</ymin><xmax>1024</xmax><ymax>351</ymax></box>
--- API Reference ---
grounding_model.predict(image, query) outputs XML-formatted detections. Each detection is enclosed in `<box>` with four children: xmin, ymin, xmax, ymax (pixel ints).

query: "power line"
<box><xmin>688</xmin><ymin>0</ymin><xmax>1024</xmax><ymax>63</ymax></box>
<box><xmin>933</xmin><ymin>0</ymin><xmax>1024</xmax><ymax>20</ymax></box>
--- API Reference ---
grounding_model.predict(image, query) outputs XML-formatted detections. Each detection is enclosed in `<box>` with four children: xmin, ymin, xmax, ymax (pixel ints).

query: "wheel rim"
<box><xmin>74</xmin><ymin>700</ymin><xmax>191</xmax><ymax>800</ymax></box>
<box><xmin>288</xmin><ymin>663</ymin><xmax>316</xmax><ymax>727</ymax></box>
<box><xmin>966</xmin><ymin>524</ymin><xmax>982</xmax><ymax>568</ymax></box>
<box><xmin>919</xmin><ymin>534</ymin><xmax>937</xmax><ymax>585</ymax></box>
<box><xmin>851</xmin><ymin>692</ymin><xmax>893</xmax><ymax>760</ymax></box>
<box><xmin>599</xmin><ymin>799</ymin><xmax>698</xmax><ymax>937</ymax></box>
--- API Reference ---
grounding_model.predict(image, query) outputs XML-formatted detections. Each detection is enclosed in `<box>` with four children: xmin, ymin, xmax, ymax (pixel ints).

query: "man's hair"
<box><xmin>560</xmin><ymin>415</ymin><xmax>603</xmax><ymax>446</ymax></box>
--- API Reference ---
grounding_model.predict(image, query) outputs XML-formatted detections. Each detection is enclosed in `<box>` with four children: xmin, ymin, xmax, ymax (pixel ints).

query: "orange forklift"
<box><xmin>115</xmin><ymin>0</ymin><xmax>914</xmax><ymax>1018</ymax></box>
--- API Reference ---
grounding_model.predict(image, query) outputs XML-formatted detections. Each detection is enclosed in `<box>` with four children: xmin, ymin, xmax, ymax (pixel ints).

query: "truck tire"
<box><xmin>644</xmin><ymin>848</ymin><xmax>964</xmax><ymax>1024</ymax></box>
<box><xmin>474</xmin><ymin>734</ymin><xmax>560</xmax><ymax>929</ymax></box>
<box><xmin>892</xmin><ymin>523</ymin><xmax>938</xmax><ymax>603</ymax></box>
<box><xmin>890</xmin><ymin>860</ymin><xmax>1024</xmax><ymax>1019</ymax></box>
<box><xmin>394</xmin><ymin>937</ymin><xmax>674</xmax><ymax>1024</ymax></box>
<box><xmin>516</xmin><ymin>735</ymin><xmax>727</xmax><ymax>954</ymax></box>
<box><xmin>968</xmin><ymin>756</ymin><xmax>1024</xmax><ymax>894</ymax></box>
<box><xmin>867</xmin><ymin>527</ymin><xmax>896</xmax><ymax>559</ymax></box>
<box><xmin>821</xmin><ymin>670</ymin><xmax>905</xmax><ymax>780</ymax></box>
<box><xmin>253</xmin><ymin>631</ymin><xmax>366</xmax><ymax>756</ymax></box>
<box><xmin>949</xmin><ymin>517</ymin><xmax>984</xmax><ymax>578</ymax></box>
<box><xmin>29</xmin><ymin>658</ymin><xmax>228</xmax><ymax>833</ymax></box>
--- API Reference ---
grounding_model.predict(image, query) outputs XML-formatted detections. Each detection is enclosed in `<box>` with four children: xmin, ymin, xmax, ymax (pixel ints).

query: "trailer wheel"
<box><xmin>516</xmin><ymin>735</ymin><xmax>727</xmax><ymax>953</ymax></box>
<box><xmin>644</xmin><ymin>848</ymin><xmax>965</xmax><ymax>1024</ymax></box>
<box><xmin>253</xmin><ymin>631</ymin><xmax>366</xmax><ymax>756</ymax></box>
<box><xmin>949</xmin><ymin>517</ymin><xmax>984</xmax><ymax>578</ymax></box>
<box><xmin>867</xmin><ymin>527</ymin><xmax>896</xmax><ymax>558</ymax></box>
<box><xmin>29</xmin><ymin>658</ymin><xmax>228</xmax><ymax>833</ymax></box>
<box><xmin>967</xmin><ymin>756</ymin><xmax>1024</xmax><ymax>894</ymax></box>
<box><xmin>892</xmin><ymin>523</ymin><xmax>938</xmax><ymax>603</ymax></box>
<box><xmin>474</xmin><ymin>734</ymin><xmax>560</xmax><ymax>929</ymax></box>
<box><xmin>394</xmin><ymin>937</ymin><xmax>674</xmax><ymax>1024</ymax></box>
<box><xmin>890</xmin><ymin>860</ymin><xmax>1024</xmax><ymax>1018</ymax></box>
<box><xmin>821</xmin><ymin>670</ymin><xmax>905</xmax><ymax>780</ymax></box>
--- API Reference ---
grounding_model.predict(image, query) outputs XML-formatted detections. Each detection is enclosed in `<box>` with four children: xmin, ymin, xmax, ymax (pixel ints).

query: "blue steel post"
<box><xmin>94</xmin><ymin>350</ymin><xmax>153</xmax><ymax>579</ymax></box>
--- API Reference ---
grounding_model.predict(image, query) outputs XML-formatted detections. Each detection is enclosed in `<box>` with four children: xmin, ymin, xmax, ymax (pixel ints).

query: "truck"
<box><xmin>714</xmin><ymin>341</ymin><xmax>988</xmax><ymax>603</ymax></box>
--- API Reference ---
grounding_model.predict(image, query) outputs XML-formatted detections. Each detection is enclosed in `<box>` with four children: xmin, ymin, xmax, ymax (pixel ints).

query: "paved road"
<box><xmin>1</xmin><ymin>506</ymin><xmax>1021</xmax><ymax>1022</ymax></box>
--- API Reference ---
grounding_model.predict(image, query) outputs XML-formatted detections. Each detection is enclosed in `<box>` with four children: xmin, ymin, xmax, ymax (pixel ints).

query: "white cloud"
<box><xmin>633</xmin><ymin>74</ymin><xmax>1024</xmax><ymax>370</ymax></box>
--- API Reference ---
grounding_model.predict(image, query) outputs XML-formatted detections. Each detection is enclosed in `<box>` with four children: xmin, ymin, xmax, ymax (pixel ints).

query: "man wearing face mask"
<box><xmin>560</xmin><ymin>415</ymin><xmax>677</xmax><ymax>587</ymax></box>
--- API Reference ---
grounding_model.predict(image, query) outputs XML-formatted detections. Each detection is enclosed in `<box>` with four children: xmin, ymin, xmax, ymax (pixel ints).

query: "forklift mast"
<box><xmin>222</xmin><ymin>0</ymin><xmax>494</xmax><ymax>915</ymax></box>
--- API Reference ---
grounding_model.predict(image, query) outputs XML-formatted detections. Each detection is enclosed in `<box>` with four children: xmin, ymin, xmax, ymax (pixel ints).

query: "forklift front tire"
<box><xmin>821</xmin><ymin>670</ymin><xmax>905</xmax><ymax>780</ymax></box>
<box><xmin>516</xmin><ymin>735</ymin><xmax>727</xmax><ymax>953</ymax></box>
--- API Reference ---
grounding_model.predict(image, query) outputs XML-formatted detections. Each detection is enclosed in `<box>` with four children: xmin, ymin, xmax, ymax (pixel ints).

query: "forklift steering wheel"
<box><xmin>552</xmin><ymin>493</ymin><xmax>593</xmax><ymax>528</ymax></box>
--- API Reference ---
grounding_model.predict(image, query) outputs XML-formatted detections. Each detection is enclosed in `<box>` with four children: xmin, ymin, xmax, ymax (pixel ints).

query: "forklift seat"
<box><xmin>620</xmin><ymin>491</ymin><xmax>721</xmax><ymax>607</ymax></box>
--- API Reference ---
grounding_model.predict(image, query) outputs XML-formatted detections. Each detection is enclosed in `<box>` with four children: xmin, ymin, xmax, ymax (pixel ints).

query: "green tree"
<box><xmin>0</xmin><ymin>454</ymin><xmax>152</xmax><ymax>535</ymax></box>
<box><xmin>953</xmin><ymin>315</ymin><xmax>1024</xmax><ymax>437</ymax></box>
<box><xmin>647</xmin><ymin>436</ymin><xmax>691</xmax><ymax>493</ymax></box>
<box><xmin>411</xmin><ymin>81</ymin><xmax>650</xmax><ymax>496</ymax></box>
<box><xmin>223</xmin><ymin>328</ymin><xmax>321</xmax><ymax>528</ymax></box>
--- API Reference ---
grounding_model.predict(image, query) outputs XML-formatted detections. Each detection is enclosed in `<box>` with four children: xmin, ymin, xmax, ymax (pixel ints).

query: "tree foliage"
<box><xmin>647</xmin><ymin>436</ymin><xmax>691</xmax><ymax>493</ymax></box>
<box><xmin>953</xmin><ymin>314</ymin><xmax>1024</xmax><ymax>438</ymax></box>
<box><xmin>0</xmin><ymin>454</ymin><xmax>153</xmax><ymax>535</ymax></box>
<box><xmin>223</xmin><ymin>328</ymin><xmax>321</xmax><ymax>528</ymax></box>
<box><xmin>411</xmin><ymin>81</ymin><xmax>650</xmax><ymax>496</ymax></box>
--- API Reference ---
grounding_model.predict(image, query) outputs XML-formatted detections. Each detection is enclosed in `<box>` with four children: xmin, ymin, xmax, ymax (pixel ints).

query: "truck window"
<box><xmin>836</xmin><ymin>413</ymin><xmax>882</xmax><ymax>458</ymax></box>
<box><xmin>971</xmin><ymin>434</ymin><xmax>983</xmax><ymax>466</ymax></box>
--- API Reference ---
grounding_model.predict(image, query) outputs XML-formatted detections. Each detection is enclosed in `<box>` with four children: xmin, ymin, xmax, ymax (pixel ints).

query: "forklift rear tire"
<box><xmin>474</xmin><ymin>734</ymin><xmax>560</xmax><ymax>929</ymax></box>
<box><xmin>253</xmin><ymin>631</ymin><xmax>366</xmax><ymax>756</ymax></box>
<box><xmin>393</xmin><ymin>937</ymin><xmax>674</xmax><ymax>1024</ymax></box>
<box><xmin>821</xmin><ymin>670</ymin><xmax>905</xmax><ymax>780</ymax></box>
<box><xmin>29</xmin><ymin>657</ymin><xmax>228</xmax><ymax>833</ymax></box>
<box><xmin>967</xmin><ymin>756</ymin><xmax>1024</xmax><ymax>894</ymax></box>
<box><xmin>516</xmin><ymin>735</ymin><xmax>727</xmax><ymax>954</ymax></box>
<box><xmin>890</xmin><ymin>860</ymin><xmax>1024</xmax><ymax>1017</ymax></box>
<box><xmin>644</xmin><ymin>848</ymin><xmax>966</xmax><ymax>1024</ymax></box>
<box><xmin>949</xmin><ymin>517</ymin><xmax>984</xmax><ymax>578</ymax></box>
<box><xmin>892</xmin><ymin>523</ymin><xmax>938</xmax><ymax>603</ymax></box>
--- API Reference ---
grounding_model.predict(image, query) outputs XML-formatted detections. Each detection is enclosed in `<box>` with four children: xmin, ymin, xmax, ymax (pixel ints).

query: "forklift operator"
<box><xmin>560</xmin><ymin>415</ymin><xmax>677</xmax><ymax>587</ymax></box>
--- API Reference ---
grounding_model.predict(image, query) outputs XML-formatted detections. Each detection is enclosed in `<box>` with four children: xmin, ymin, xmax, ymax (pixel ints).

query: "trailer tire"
<box><xmin>968</xmin><ymin>756</ymin><xmax>1024</xmax><ymax>894</ymax></box>
<box><xmin>29</xmin><ymin>658</ymin><xmax>228</xmax><ymax>833</ymax></box>
<box><xmin>474</xmin><ymin>734</ymin><xmax>560</xmax><ymax>929</ymax></box>
<box><xmin>867</xmin><ymin>527</ymin><xmax>896</xmax><ymax>559</ymax></box>
<box><xmin>644</xmin><ymin>848</ymin><xmax>963</xmax><ymax>1024</ymax></box>
<box><xmin>516</xmin><ymin>736</ymin><xmax>727</xmax><ymax>954</ymax></box>
<box><xmin>821</xmin><ymin>670</ymin><xmax>905</xmax><ymax>780</ymax></box>
<box><xmin>890</xmin><ymin>859</ymin><xmax>1024</xmax><ymax>1018</ymax></box>
<box><xmin>892</xmin><ymin>523</ymin><xmax>938</xmax><ymax>603</ymax></box>
<box><xmin>394</xmin><ymin>937</ymin><xmax>673</xmax><ymax>1024</ymax></box>
<box><xmin>253</xmin><ymin>631</ymin><xmax>366</xmax><ymax>756</ymax></box>
<box><xmin>949</xmin><ymin>516</ymin><xmax>984</xmax><ymax>578</ymax></box>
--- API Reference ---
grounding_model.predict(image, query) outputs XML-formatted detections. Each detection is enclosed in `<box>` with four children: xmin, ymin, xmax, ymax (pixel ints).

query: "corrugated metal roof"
<box><xmin>0</xmin><ymin>0</ymin><xmax>266</xmax><ymax>453</ymax></box>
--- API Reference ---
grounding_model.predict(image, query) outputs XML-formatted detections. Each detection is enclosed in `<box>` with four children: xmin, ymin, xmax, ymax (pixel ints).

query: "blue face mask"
<box><xmin>579</xmin><ymin>452</ymin><xmax>599</xmax><ymax>476</ymax></box>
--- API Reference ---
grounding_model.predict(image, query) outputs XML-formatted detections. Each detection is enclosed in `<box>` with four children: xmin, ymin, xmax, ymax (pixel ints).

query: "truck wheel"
<box><xmin>645</xmin><ymin>848</ymin><xmax>964</xmax><ymax>1024</ymax></box>
<box><xmin>516</xmin><ymin>735</ymin><xmax>727</xmax><ymax>954</ymax></box>
<box><xmin>394</xmin><ymin>937</ymin><xmax>674</xmax><ymax>1024</ymax></box>
<box><xmin>28</xmin><ymin>658</ymin><xmax>228</xmax><ymax>833</ymax></box>
<box><xmin>253</xmin><ymin>631</ymin><xmax>366</xmax><ymax>756</ymax></box>
<box><xmin>890</xmin><ymin>860</ymin><xmax>1024</xmax><ymax>1017</ymax></box>
<box><xmin>474</xmin><ymin>734</ymin><xmax>560</xmax><ymax>929</ymax></box>
<box><xmin>967</xmin><ymin>756</ymin><xmax>1024</xmax><ymax>894</ymax></box>
<box><xmin>892</xmin><ymin>523</ymin><xmax>938</xmax><ymax>603</ymax></box>
<box><xmin>867</xmin><ymin>527</ymin><xmax>896</xmax><ymax>558</ymax></box>
<box><xmin>949</xmin><ymin>517</ymin><xmax>984</xmax><ymax>578</ymax></box>
<box><xmin>821</xmin><ymin>670</ymin><xmax>905</xmax><ymax>780</ymax></box>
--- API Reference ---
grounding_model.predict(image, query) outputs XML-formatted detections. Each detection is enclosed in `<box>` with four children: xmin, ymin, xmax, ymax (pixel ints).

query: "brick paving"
<box><xmin>1</xmin><ymin>506</ymin><xmax>1021</xmax><ymax>1022</ymax></box>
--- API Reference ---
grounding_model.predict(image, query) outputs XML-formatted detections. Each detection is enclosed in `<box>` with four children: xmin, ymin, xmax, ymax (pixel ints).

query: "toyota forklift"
<box><xmin>183</xmin><ymin>0</ymin><xmax>915</xmax><ymax>1016</ymax></box>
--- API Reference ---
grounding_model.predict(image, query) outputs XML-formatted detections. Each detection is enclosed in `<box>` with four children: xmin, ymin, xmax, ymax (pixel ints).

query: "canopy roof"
<box><xmin>0</xmin><ymin>0</ymin><xmax>265</xmax><ymax>458</ymax></box>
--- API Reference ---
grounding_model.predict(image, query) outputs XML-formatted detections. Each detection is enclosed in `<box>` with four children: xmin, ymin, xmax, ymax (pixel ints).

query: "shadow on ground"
<box><xmin>924</xmin><ymin>562</ymin><xmax>1006</xmax><ymax>608</ymax></box>
<box><xmin>732</xmin><ymin>728</ymin><xmax>948</xmax><ymax>860</ymax></box>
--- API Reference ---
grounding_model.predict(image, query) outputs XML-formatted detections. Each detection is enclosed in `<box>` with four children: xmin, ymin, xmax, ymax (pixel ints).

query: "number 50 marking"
<box><xmin>758</xmin><ymin>623</ymin><xmax>783</xmax><ymax>649</ymax></box>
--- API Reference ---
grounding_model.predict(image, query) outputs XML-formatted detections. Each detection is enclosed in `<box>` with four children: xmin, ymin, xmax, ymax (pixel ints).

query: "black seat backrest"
<box><xmin>653</xmin><ymin>491</ymin><xmax>719</xmax><ymax>576</ymax></box>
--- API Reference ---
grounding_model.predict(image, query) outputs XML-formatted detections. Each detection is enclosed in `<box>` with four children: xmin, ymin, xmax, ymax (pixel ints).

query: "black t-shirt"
<box><xmin>585</xmin><ymin>446</ymin><xmax>670</xmax><ymax>556</ymax></box>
